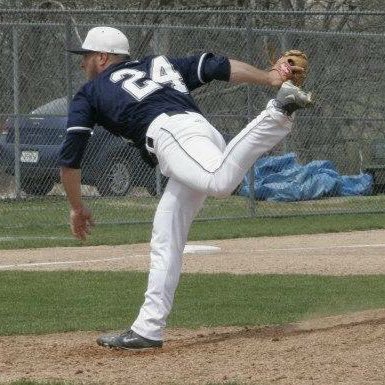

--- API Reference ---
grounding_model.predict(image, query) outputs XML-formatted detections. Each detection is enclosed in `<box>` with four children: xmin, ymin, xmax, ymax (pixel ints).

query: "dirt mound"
<box><xmin>2</xmin><ymin>309</ymin><xmax>385</xmax><ymax>385</ymax></box>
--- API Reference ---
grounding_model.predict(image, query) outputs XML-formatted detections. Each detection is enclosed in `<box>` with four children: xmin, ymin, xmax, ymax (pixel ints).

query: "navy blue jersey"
<box><xmin>59</xmin><ymin>53</ymin><xmax>230</xmax><ymax>168</ymax></box>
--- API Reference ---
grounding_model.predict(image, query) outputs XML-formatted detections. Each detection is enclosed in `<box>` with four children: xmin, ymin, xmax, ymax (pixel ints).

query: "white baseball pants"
<box><xmin>131</xmin><ymin>101</ymin><xmax>293</xmax><ymax>341</ymax></box>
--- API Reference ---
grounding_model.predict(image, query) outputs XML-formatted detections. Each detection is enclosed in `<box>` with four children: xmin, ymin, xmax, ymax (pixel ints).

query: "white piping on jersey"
<box><xmin>197</xmin><ymin>53</ymin><xmax>208</xmax><ymax>84</ymax></box>
<box><xmin>66</xmin><ymin>126</ymin><xmax>92</xmax><ymax>133</ymax></box>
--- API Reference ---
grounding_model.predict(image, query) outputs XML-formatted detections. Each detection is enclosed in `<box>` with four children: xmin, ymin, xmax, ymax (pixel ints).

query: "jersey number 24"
<box><xmin>110</xmin><ymin>56</ymin><xmax>188</xmax><ymax>101</ymax></box>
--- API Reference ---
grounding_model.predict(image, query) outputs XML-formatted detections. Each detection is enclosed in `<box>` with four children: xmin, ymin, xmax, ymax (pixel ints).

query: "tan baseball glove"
<box><xmin>271</xmin><ymin>50</ymin><xmax>308</xmax><ymax>87</ymax></box>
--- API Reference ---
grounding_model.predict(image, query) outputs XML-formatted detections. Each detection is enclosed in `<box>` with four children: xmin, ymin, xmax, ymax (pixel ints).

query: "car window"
<box><xmin>31</xmin><ymin>97</ymin><xmax>68</xmax><ymax>115</ymax></box>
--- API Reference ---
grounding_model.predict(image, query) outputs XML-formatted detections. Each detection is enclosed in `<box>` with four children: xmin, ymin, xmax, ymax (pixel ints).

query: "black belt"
<box><xmin>147</xmin><ymin>137</ymin><xmax>154</xmax><ymax>149</ymax></box>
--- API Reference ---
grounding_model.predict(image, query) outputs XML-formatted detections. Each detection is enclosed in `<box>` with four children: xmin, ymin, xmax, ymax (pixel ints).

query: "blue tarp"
<box><xmin>239</xmin><ymin>153</ymin><xmax>373</xmax><ymax>201</ymax></box>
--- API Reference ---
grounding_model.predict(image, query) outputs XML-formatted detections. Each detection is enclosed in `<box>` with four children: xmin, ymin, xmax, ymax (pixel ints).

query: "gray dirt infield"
<box><xmin>2</xmin><ymin>229</ymin><xmax>385</xmax><ymax>275</ymax></box>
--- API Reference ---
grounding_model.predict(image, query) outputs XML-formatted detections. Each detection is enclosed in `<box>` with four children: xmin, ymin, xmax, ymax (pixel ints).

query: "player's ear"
<box><xmin>99</xmin><ymin>52</ymin><xmax>109</xmax><ymax>66</ymax></box>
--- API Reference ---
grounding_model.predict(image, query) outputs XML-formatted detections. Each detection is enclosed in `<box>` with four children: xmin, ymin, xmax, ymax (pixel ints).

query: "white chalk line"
<box><xmin>251</xmin><ymin>243</ymin><xmax>385</xmax><ymax>253</ymax></box>
<box><xmin>1</xmin><ymin>243</ymin><xmax>385</xmax><ymax>270</ymax></box>
<box><xmin>0</xmin><ymin>246</ymin><xmax>219</xmax><ymax>270</ymax></box>
<box><xmin>0</xmin><ymin>256</ymin><xmax>132</xmax><ymax>270</ymax></box>
<box><xmin>0</xmin><ymin>236</ymin><xmax>73</xmax><ymax>241</ymax></box>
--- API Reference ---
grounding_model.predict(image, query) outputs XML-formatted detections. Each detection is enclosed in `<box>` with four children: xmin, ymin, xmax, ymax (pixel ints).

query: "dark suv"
<box><xmin>0</xmin><ymin>97</ymin><xmax>162</xmax><ymax>196</ymax></box>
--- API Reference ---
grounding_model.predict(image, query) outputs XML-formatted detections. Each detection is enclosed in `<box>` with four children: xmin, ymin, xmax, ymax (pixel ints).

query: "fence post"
<box><xmin>246</xmin><ymin>14</ymin><xmax>256</xmax><ymax>217</ymax></box>
<box><xmin>65</xmin><ymin>21</ymin><xmax>73</xmax><ymax>111</ymax></box>
<box><xmin>12</xmin><ymin>24</ymin><xmax>21</xmax><ymax>198</ymax></box>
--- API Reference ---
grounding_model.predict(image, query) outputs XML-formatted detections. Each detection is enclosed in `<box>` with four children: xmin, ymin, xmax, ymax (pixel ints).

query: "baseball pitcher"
<box><xmin>59</xmin><ymin>26</ymin><xmax>312</xmax><ymax>350</ymax></box>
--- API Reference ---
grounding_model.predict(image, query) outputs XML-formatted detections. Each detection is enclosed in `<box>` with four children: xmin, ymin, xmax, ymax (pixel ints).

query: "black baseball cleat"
<box><xmin>96</xmin><ymin>329</ymin><xmax>163</xmax><ymax>350</ymax></box>
<box><xmin>273</xmin><ymin>80</ymin><xmax>313</xmax><ymax>116</ymax></box>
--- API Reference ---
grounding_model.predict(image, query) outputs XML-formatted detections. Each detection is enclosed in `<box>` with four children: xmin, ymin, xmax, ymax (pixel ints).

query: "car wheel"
<box><xmin>21</xmin><ymin>179</ymin><xmax>55</xmax><ymax>196</ymax></box>
<box><xmin>96</xmin><ymin>158</ymin><xmax>132</xmax><ymax>196</ymax></box>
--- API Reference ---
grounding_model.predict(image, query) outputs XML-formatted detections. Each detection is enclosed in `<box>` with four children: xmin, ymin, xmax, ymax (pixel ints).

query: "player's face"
<box><xmin>80</xmin><ymin>52</ymin><xmax>100</xmax><ymax>80</ymax></box>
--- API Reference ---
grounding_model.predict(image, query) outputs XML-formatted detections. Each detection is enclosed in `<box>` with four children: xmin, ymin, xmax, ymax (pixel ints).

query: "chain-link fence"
<box><xmin>1</xmin><ymin>8</ymin><xmax>385</xmax><ymax>228</ymax></box>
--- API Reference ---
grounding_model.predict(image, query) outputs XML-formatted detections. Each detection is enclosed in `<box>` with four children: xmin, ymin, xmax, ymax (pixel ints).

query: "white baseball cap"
<box><xmin>68</xmin><ymin>26</ymin><xmax>130</xmax><ymax>55</ymax></box>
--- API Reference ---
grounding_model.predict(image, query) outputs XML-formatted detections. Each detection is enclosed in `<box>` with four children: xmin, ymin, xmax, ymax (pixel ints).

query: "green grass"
<box><xmin>1</xmin><ymin>212</ymin><xmax>385</xmax><ymax>249</ymax></box>
<box><xmin>1</xmin><ymin>193</ymin><xmax>385</xmax><ymax>228</ymax></box>
<box><xmin>1</xmin><ymin>270</ymin><xmax>385</xmax><ymax>336</ymax></box>
<box><xmin>2</xmin><ymin>192</ymin><xmax>385</xmax><ymax>249</ymax></box>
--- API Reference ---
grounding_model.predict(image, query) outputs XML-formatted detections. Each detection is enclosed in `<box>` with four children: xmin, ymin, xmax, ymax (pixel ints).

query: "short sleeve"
<box><xmin>66</xmin><ymin>85</ymin><xmax>95</xmax><ymax>133</ymax></box>
<box><xmin>170</xmin><ymin>53</ymin><xmax>230</xmax><ymax>91</ymax></box>
<box><xmin>59</xmin><ymin>85</ymin><xmax>95</xmax><ymax>168</ymax></box>
<box><xmin>58</xmin><ymin>131</ymin><xmax>90</xmax><ymax>169</ymax></box>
